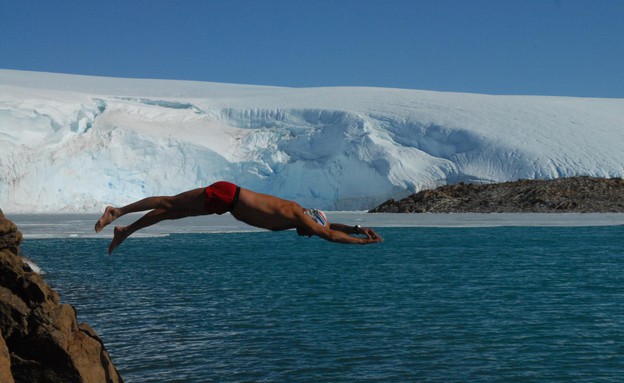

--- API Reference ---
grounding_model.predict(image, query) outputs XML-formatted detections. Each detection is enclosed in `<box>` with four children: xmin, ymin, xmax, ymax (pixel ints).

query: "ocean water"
<box><xmin>14</xmin><ymin>214</ymin><xmax>624</xmax><ymax>382</ymax></box>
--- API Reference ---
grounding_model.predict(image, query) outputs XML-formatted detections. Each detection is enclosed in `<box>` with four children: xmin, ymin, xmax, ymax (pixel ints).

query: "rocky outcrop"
<box><xmin>370</xmin><ymin>177</ymin><xmax>624</xmax><ymax>213</ymax></box>
<box><xmin>0</xmin><ymin>209</ymin><xmax>123</xmax><ymax>383</ymax></box>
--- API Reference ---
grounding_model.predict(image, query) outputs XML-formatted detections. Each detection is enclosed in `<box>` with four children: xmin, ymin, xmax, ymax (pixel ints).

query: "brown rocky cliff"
<box><xmin>0</xmin><ymin>209</ymin><xmax>123</xmax><ymax>383</ymax></box>
<box><xmin>370</xmin><ymin>177</ymin><xmax>624</xmax><ymax>213</ymax></box>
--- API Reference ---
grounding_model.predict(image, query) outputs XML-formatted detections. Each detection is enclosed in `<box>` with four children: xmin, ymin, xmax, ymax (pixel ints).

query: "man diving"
<box><xmin>95</xmin><ymin>181</ymin><xmax>383</xmax><ymax>254</ymax></box>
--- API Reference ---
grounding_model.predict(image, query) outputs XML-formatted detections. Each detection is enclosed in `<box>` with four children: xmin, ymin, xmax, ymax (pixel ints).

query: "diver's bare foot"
<box><xmin>108</xmin><ymin>226</ymin><xmax>129</xmax><ymax>255</ymax></box>
<box><xmin>95</xmin><ymin>206</ymin><xmax>119</xmax><ymax>233</ymax></box>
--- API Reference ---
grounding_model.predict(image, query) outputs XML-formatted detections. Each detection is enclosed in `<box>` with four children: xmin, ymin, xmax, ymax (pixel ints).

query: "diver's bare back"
<box><xmin>231</xmin><ymin>188</ymin><xmax>305</xmax><ymax>231</ymax></box>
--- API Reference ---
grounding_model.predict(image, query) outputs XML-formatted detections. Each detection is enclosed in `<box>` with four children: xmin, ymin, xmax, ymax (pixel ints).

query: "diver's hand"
<box><xmin>360</xmin><ymin>227</ymin><xmax>383</xmax><ymax>242</ymax></box>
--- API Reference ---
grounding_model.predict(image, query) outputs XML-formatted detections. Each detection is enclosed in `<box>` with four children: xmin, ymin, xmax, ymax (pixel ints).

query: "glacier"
<box><xmin>1</xmin><ymin>69</ymin><xmax>623</xmax><ymax>213</ymax></box>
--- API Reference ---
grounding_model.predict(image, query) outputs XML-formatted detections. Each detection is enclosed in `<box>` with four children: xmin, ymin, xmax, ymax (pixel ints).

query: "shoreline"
<box><xmin>9</xmin><ymin>212</ymin><xmax>624</xmax><ymax>240</ymax></box>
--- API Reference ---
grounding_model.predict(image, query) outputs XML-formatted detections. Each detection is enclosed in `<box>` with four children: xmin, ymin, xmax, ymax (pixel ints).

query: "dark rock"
<box><xmin>369</xmin><ymin>177</ymin><xmax>624</xmax><ymax>213</ymax></box>
<box><xmin>0</xmin><ymin>331</ymin><xmax>15</xmax><ymax>383</ymax></box>
<box><xmin>0</xmin><ymin>209</ymin><xmax>123</xmax><ymax>382</ymax></box>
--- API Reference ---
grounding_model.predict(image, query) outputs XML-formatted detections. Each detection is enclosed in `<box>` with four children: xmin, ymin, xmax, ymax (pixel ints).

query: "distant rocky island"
<box><xmin>369</xmin><ymin>177</ymin><xmax>624</xmax><ymax>213</ymax></box>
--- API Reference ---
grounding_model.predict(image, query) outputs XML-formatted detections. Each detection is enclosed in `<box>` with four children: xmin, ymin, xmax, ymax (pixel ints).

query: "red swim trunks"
<box><xmin>205</xmin><ymin>181</ymin><xmax>240</xmax><ymax>215</ymax></box>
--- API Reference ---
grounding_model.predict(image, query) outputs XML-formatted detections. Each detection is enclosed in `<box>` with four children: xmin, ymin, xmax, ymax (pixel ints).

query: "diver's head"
<box><xmin>304</xmin><ymin>209</ymin><xmax>328</xmax><ymax>226</ymax></box>
<box><xmin>298</xmin><ymin>209</ymin><xmax>328</xmax><ymax>237</ymax></box>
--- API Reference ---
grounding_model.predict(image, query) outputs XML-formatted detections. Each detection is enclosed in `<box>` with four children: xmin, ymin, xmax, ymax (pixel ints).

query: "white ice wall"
<box><xmin>1</xmin><ymin>70</ymin><xmax>623</xmax><ymax>212</ymax></box>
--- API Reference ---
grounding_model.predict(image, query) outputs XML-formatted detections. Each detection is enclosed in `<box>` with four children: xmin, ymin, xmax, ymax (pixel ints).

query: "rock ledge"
<box><xmin>0</xmin><ymin>209</ymin><xmax>123</xmax><ymax>383</ymax></box>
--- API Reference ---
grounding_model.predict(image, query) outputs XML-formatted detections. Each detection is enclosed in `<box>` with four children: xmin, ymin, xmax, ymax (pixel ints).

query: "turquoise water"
<box><xmin>21</xmin><ymin>226</ymin><xmax>624</xmax><ymax>382</ymax></box>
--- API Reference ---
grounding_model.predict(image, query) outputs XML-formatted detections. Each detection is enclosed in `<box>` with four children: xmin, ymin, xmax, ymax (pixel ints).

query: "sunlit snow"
<box><xmin>1</xmin><ymin>69</ymin><xmax>623</xmax><ymax>212</ymax></box>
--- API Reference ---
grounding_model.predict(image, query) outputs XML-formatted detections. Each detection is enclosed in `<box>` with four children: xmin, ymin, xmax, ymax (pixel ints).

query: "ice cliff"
<box><xmin>1</xmin><ymin>69</ymin><xmax>623</xmax><ymax>212</ymax></box>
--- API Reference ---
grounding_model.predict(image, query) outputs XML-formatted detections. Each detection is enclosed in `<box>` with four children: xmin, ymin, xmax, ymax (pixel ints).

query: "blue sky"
<box><xmin>1</xmin><ymin>0</ymin><xmax>622</xmax><ymax>97</ymax></box>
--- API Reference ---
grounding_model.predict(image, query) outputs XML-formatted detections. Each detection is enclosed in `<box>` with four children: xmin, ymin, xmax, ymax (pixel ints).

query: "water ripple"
<box><xmin>21</xmin><ymin>226</ymin><xmax>624</xmax><ymax>382</ymax></box>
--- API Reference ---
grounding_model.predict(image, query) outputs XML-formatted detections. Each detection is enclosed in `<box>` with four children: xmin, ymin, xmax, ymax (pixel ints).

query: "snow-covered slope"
<box><xmin>1</xmin><ymin>69</ymin><xmax>623</xmax><ymax>213</ymax></box>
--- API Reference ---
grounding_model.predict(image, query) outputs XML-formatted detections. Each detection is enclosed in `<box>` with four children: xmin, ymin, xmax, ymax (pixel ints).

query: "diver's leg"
<box><xmin>108</xmin><ymin>208</ymin><xmax>201</xmax><ymax>254</ymax></box>
<box><xmin>95</xmin><ymin>187</ymin><xmax>206</xmax><ymax>232</ymax></box>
